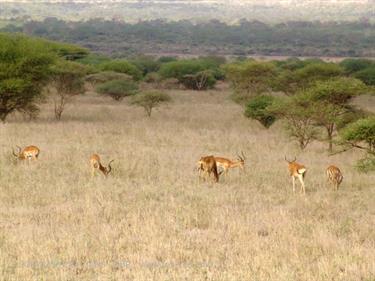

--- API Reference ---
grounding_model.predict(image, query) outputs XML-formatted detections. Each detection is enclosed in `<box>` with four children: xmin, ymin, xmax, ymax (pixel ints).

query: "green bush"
<box><xmin>340</xmin><ymin>59</ymin><xmax>374</xmax><ymax>74</ymax></box>
<box><xmin>158</xmin><ymin>56</ymin><xmax>177</xmax><ymax>64</ymax></box>
<box><xmin>130</xmin><ymin>56</ymin><xmax>161</xmax><ymax>76</ymax></box>
<box><xmin>158</xmin><ymin>58</ymin><xmax>221</xmax><ymax>88</ymax></box>
<box><xmin>180</xmin><ymin>71</ymin><xmax>216</xmax><ymax>90</ymax></box>
<box><xmin>97</xmin><ymin>79</ymin><xmax>138</xmax><ymax>101</ymax></box>
<box><xmin>355</xmin><ymin>66</ymin><xmax>375</xmax><ymax>86</ymax></box>
<box><xmin>245</xmin><ymin>95</ymin><xmax>276</xmax><ymax>128</ymax></box>
<box><xmin>86</xmin><ymin>71</ymin><xmax>132</xmax><ymax>85</ymax></box>
<box><xmin>99</xmin><ymin>60</ymin><xmax>142</xmax><ymax>81</ymax></box>
<box><xmin>356</xmin><ymin>156</ymin><xmax>375</xmax><ymax>173</ymax></box>
<box><xmin>77</xmin><ymin>53</ymin><xmax>111</xmax><ymax>66</ymax></box>
<box><xmin>144</xmin><ymin>72</ymin><xmax>161</xmax><ymax>84</ymax></box>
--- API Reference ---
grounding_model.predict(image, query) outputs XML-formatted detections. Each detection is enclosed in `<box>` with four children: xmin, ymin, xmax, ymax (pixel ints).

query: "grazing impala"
<box><xmin>90</xmin><ymin>154</ymin><xmax>114</xmax><ymax>177</ymax></box>
<box><xmin>326</xmin><ymin>165</ymin><xmax>343</xmax><ymax>191</ymax></box>
<box><xmin>285</xmin><ymin>156</ymin><xmax>307</xmax><ymax>194</ymax></box>
<box><xmin>215</xmin><ymin>152</ymin><xmax>245</xmax><ymax>176</ymax></box>
<box><xmin>197</xmin><ymin>155</ymin><xmax>221</xmax><ymax>183</ymax></box>
<box><xmin>12</xmin><ymin>145</ymin><xmax>40</xmax><ymax>161</ymax></box>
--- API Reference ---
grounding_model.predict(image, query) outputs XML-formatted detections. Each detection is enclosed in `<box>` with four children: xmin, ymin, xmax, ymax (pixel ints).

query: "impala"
<box><xmin>215</xmin><ymin>152</ymin><xmax>245</xmax><ymax>176</ymax></box>
<box><xmin>197</xmin><ymin>155</ymin><xmax>221</xmax><ymax>183</ymax></box>
<box><xmin>12</xmin><ymin>145</ymin><xmax>40</xmax><ymax>161</ymax></box>
<box><xmin>90</xmin><ymin>154</ymin><xmax>114</xmax><ymax>177</ymax></box>
<box><xmin>285</xmin><ymin>156</ymin><xmax>307</xmax><ymax>194</ymax></box>
<box><xmin>326</xmin><ymin>165</ymin><xmax>343</xmax><ymax>191</ymax></box>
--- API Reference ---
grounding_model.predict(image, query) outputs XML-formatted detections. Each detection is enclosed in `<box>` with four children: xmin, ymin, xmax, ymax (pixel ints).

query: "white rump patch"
<box><xmin>298</xmin><ymin>168</ymin><xmax>306</xmax><ymax>174</ymax></box>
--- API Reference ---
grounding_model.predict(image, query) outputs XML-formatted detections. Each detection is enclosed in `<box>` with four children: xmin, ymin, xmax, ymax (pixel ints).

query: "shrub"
<box><xmin>355</xmin><ymin>66</ymin><xmax>375</xmax><ymax>86</ymax></box>
<box><xmin>97</xmin><ymin>79</ymin><xmax>138</xmax><ymax>101</ymax></box>
<box><xmin>86</xmin><ymin>71</ymin><xmax>132</xmax><ymax>85</ymax></box>
<box><xmin>340</xmin><ymin>59</ymin><xmax>374</xmax><ymax>74</ymax></box>
<box><xmin>180</xmin><ymin>71</ymin><xmax>216</xmax><ymax>90</ymax></box>
<box><xmin>130</xmin><ymin>91</ymin><xmax>171</xmax><ymax>117</ymax></box>
<box><xmin>356</xmin><ymin>157</ymin><xmax>375</xmax><ymax>173</ymax></box>
<box><xmin>144</xmin><ymin>72</ymin><xmax>161</xmax><ymax>84</ymax></box>
<box><xmin>245</xmin><ymin>95</ymin><xmax>276</xmax><ymax>128</ymax></box>
<box><xmin>99</xmin><ymin>60</ymin><xmax>142</xmax><ymax>81</ymax></box>
<box><xmin>158</xmin><ymin>58</ymin><xmax>221</xmax><ymax>89</ymax></box>
<box><xmin>130</xmin><ymin>56</ymin><xmax>161</xmax><ymax>76</ymax></box>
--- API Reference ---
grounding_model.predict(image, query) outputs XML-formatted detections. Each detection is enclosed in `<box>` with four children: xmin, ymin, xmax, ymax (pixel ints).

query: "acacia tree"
<box><xmin>269</xmin><ymin>96</ymin><xmax>317</xmax><ymax>150</ymax></box>
<box><xmin>274</xmin><ymin>62</ymin><xmax>344</xmax><ymax>95</ymax></box>
<box><xmin>97</xmin><ymin>79</ymin><xmax>139</xmax><ymax>101</ymax></box>
<box><xmin>304</xmin><ymin>77</ymin><xmax>367</xmax><ymax>151</ymax></box>
<box><xmin>0</xmin><ymin>34</ymin><xmax>54</xmax><ymax>122</ymax></box>
<box><xmin>244</xmin><ymin>95</ymin><xmax>276</xmax><ymax>128</ymax></box>
<box><xmin>339</xmin><ymin>117</ymin><xmax>375</xmax><ymax>172</ymax></box>
<box><xmin>224</xmin><ymin>61</ymin><xmax>277</xmax><ymax>104</ymax></box>
<box><xmin>50</xmin><ymin>61</ymin><xmax>86</xmax><ymax>120</ymax></box>
<box><xmin>130</xmin><ymin>91</ymin><xmax>171</xmax><ymax>117</ymax></box>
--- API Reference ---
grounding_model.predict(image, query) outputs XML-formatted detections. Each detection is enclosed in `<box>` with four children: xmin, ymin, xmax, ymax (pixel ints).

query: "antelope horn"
<box><xmin>107</xmin><ymin>160</ymin><xmax>114</xmax><ymax>174</ymax></box>
<box><xmin>285</xmin><ymin>156</ymin><xmax>296</xmax><ymax>163</ymax></box>
<box><xmin>12</xmin><ymin>147</ymin><xmax>18</xmax><ymax>158</ymax></box>
<box><xmin>237</xmin><ymin>152</ymin><xmax>244</xmax><ymax>161</ymax></box>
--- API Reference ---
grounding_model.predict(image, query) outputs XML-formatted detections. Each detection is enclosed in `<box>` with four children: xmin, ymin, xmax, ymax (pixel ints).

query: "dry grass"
<box><xmin>0</xmin><ymin>88</ymin><xmax>374</xmax><ymax>281</ymax></box>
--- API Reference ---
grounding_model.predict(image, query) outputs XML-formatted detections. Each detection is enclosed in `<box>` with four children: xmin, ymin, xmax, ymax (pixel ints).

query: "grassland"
<box><xmin>0</xmin><ymin>88</ymin><xmax>374</xmax><ymax>280</ymax></box>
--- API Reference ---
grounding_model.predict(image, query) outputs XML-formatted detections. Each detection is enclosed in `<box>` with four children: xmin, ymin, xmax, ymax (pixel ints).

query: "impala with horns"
<box><xmin>12</xmin><ymin>145</ymin><xmax>40</xmax><ymax>161</ymax></box>
<box><xmin>90</xmin><ymin>154</ymin><xmax>114</xmax><ymax>177</ymax></box>
<box><xmin>285</xmin><ymin>156</ymin><xmax>307</xmax><ymax>194</ymax></box>
<box><xmin>214</xmin><ymin>151</ymin><xmax>245</xmax><ymax>176</ymax></box>
<box><xmin>197</xmin><ymin>155</ymin><xmax>221</xmax><ymax>183</ymax></box>
<box><xmin>326</xmin><ymin>165</ymin><xmax>343</xmax><ymax>191</ymax></box>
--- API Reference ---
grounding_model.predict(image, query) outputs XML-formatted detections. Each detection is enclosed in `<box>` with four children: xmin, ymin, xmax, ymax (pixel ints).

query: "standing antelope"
<box><xmin>285</xmin><ymin>156</ymin><xmax>307</xmax><ymax>194</ymax></box>
<box><xmin>90</xmin><ymin>154</ymin><xmax>114</xmax><ymax>177</ymax></box>
<box><xmin>12</xmin><ymin>145</ymin><xmax>40</xmax><ymax>161</ymax></box>
<box><xmin>197</xmin><ymin>155</ymin><xmax>221</xmax><ymax>183</ymax></box>
<box><xmin>326</xmin><ymin>165</ymin><xmax>343</xmax><ymax>191</ymax></box>
<box><xmin>215</xmin><ymin>152</ymin><xmax>245</xmax><ymax>176</ymax></box>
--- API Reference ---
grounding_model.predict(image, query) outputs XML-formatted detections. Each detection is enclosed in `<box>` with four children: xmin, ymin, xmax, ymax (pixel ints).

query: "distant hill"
<box><xmin>0</xmin><ymin>0</ymin><xmax>374</xmax><ymax>23</ymax></box>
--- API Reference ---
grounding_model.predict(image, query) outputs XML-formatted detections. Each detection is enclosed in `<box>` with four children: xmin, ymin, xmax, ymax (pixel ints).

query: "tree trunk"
<box><xmin>54</xmin><ymin>95</ymin><xmax>66</xmax><ymax>121</ymax></box>
<box><xmin>145</xmin><ymin>106</ymin><xmax>152</xmax><ymax>117</ymax></box>
<box><xmin>326</xmin><ymin>123</ymin><xmax>334</xmax><ymax>152</ymax></box>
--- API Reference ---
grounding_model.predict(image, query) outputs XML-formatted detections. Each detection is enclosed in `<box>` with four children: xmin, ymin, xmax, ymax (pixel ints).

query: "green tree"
<box><xmin>244</xmin><ymin>95</ymin><xmax>276</xmax><ymax>128</ymax></box>
<box><xmin>50</xmin><ymin>61</ymin><xmax>87</xmax><ymax>120</ymax></box>
<box><xmin>269</xmin><ymin>96</ymin><xmax>317</xmax><ymax>150</ymax></box>
<box><xmin>224</xmin><ymin>61</ymin><xmax>277</xmax><ymax>104</ymax></box>
<box><xmin>304</xmin><ymin>77</ymin><xmax>367</xmax><ymax>151</ymax></box>
<box><xmin>275</xmin><ymin>62</ymin><xmax>344</xmax><ymax>95</ymax></box>
<box><xmin>97</xmin><ymin>79</ymin><xmax>138</xmax><ymax>101</ymax></box>
<box><xmin>339</xmin><ymin>117</ymin><xmax>375</xmax><ymax>172</ymax></box>
<box><xmin>0</xmin><ymin>34</ymin><xmax>55</xmax><ymax>122</ymax></box>
<box><xmin>130</xmin><ymin>91</ymin><xmax>171</xmax><ymax>117</ymax></box>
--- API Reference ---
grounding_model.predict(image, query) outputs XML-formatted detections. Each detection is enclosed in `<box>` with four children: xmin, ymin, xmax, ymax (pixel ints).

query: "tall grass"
<box><xmin>0</xmin><ymin>89</ymin><xmax>374</xmax><ymax>280</ymax></box>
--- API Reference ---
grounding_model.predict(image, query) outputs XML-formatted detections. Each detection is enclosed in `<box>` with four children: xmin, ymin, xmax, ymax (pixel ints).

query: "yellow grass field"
<box><xmin>0</xmin><ymin>88</ymin><xmax>374</xmax><ymax>280</ymax></box>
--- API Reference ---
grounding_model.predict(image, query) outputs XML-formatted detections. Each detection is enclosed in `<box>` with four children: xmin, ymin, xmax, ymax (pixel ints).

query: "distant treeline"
<box><xmin>2</xmin><ymin>18</ymin><xmax>375</xmax><ymax>57</ymax></box>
